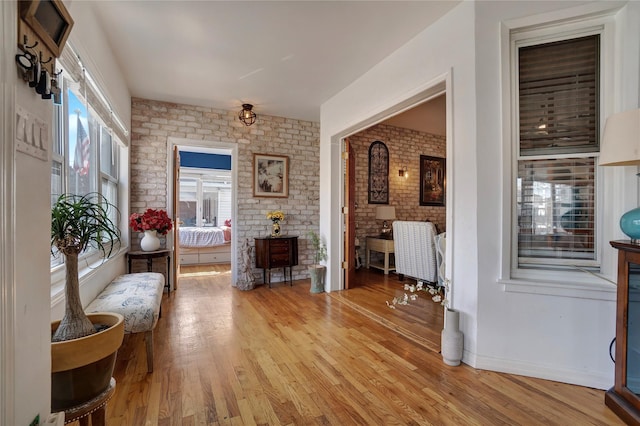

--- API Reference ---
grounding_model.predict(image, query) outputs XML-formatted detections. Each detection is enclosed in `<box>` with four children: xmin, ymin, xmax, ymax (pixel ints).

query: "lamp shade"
<box><xmin>600</xmin><ymin>108</ymin><xmax>640</xmax><ymax>243</ymax></box>
<box><xmin>599</xmin><ymin>108</ymin><xmax>640</xmax><ymax>166</ymax></box>
<box><xmin>375</xmin><ymin>206</ymin><xmax>396</xmax><ymax>220</ymax></box>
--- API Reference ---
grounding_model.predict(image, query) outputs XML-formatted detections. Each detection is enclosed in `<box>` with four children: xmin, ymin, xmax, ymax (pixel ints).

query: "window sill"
<box><xmin>499</xmin><ymin>275</ymin><xmax>616</xmax><ymax>301</ymax></box>
<box><xmin>50</xmin><ymin>246</ymin><xmax>128</xmax><ymax>306</ymax></box>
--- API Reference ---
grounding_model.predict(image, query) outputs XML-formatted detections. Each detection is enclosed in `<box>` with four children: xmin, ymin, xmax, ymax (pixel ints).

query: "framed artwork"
<box><xmin>19</xmin><ymin>0</ymin><xmax>74</xmax><ymax>58</ymax></box>
<box><xmin>420</xmin><ymin>155</ymin><xmax>445</xmax><ymax>206</ymax></box>
<box><xmin>368</xmin><ymin>141</ymin><xmax>389</xmax><ymax>204</ymax></box>
<box><xmin>253</xmin><ymin>153</ymin><xmax>289</xmax><ymax>197</ymax></box>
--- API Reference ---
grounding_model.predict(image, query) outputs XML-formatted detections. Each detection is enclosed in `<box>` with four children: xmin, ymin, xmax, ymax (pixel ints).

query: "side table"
<box><xmin>63</xmin><ymin>377</ymin><xmax>116</xmax><ymax>425</ymax></box>
<box><xmin>255</xmin><ymin>236</ymin><xmax>299</xmax><ymax>287</ymax></box>
<box><xmin>365</xmin><ymin>236</ymin><xmax>395</xmax><ymax>275</ymax></box>
<box><xmin>127</xmin><ymin>249</ymin><xmax>171</xmax><ymax>293</ymax></box>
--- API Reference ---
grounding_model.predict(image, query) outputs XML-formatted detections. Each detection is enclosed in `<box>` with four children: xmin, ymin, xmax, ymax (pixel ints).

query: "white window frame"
<box><xmin>499</xmin><ymin>9</ymin><xmax>620</xmax><ymax>300</ymax></box>
<box><xmin>50</xmin><ymin>70</ymin><xmax>127</xmax><ymax>300</ymax></box>
<box><xmin>179</xmin><ymin>168</ymin><xmax>232</xmax><ymax>228</ymax></box>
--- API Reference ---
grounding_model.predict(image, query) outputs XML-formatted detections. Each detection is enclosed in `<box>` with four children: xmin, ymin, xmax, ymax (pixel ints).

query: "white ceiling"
<box><xmin>91</xmin><ymin>1</ymin><xmax>456</xmax><ymax>131</ymax></box>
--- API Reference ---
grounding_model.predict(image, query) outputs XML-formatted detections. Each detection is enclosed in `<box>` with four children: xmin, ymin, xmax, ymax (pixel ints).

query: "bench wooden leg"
<box><xmin>145</xmin><ymin>330</ymin><xmax>154</xmax><ymax>373</ymax></box>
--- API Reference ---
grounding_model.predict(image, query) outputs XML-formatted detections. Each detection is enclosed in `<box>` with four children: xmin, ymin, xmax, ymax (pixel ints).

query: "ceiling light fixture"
<box><xmin>239</xmin><ymin>103</ymin><xmax>256</xmax><ymax>126</ymax></box>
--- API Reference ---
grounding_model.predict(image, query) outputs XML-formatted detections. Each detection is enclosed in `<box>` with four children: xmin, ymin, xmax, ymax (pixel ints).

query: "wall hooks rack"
<box><xmin>16</xmin><ymin>35</ymin><xmax>61</xmax><ymax>102</ymax></box>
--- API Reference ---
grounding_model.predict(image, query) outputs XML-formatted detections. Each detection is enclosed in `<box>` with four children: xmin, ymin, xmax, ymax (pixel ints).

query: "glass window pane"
<box><xmin>202</xmin><ymin>185</ymin><xmax>217</xmax><ymax>226</ymax></box>
<box><xmin>519</xmin><ymin>35</ymin><xmax>599</xmax><ymax>156</ymax></box>
<box><xmin>179</xmin><ymin>178</ymin><xmax>198</xmax><ymax>227</ymax></box>
<box><xmin>67</xmin><ymin>89</ymin><xmax>96</xmax><ymax>195</ymax></box>
<box><xmin>100</xmin><ymin>128</ymin><xmax>117</xmax><ymax>178</ymax></box>
<box><xmin>517</xmin><ymin>157</ymin><xmax>596</xmax><ymax>265</ymax></box>
<box><xmin>101</xmin><ymin>178</ymin><xmax>118</xmax><ymax>233</ymax></box>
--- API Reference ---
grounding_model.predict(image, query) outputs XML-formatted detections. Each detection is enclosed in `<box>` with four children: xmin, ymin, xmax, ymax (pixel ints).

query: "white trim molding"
<box><xmin>1</xmin><ymin>2</ymin><xmax>17</xmax><ymax>424</ymax></box>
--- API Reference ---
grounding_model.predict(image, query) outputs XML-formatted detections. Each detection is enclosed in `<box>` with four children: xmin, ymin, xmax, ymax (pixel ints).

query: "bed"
<box><xmin>178</xmin><ymin>226</ymin><xmax>231</xmax><ymax>265</ymax></box>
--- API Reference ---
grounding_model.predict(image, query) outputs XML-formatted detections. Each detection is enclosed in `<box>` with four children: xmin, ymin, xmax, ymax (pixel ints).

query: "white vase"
<box><xmin>140</xmin><ymin>230</ymin><xmax>160</xmax><ymax>252</ymax></box>
<box><xmin>441</xmin><ymin>308</ymin><xmax>463</xmax><ymax>366</ymax></box>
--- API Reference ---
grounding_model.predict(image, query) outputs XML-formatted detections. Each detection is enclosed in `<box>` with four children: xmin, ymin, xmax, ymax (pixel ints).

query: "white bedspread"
<box><xmin>179</xmin><ymin>227</ymin><xmax>226</xmax><ymax>248</ymax></box>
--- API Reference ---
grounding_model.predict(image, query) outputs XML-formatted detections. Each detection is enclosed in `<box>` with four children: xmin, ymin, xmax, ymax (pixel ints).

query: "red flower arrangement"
<box><xmin>129</xmin><ymin>209</ymin><xmax>173</xmax><ymax>235</ymax></box>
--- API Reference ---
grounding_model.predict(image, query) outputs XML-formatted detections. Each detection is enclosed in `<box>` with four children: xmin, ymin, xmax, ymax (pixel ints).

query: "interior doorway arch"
<box><xmin>336</xmin><ymin>77</ymin><xmax>452</xmax><ymax>292</ymax></box>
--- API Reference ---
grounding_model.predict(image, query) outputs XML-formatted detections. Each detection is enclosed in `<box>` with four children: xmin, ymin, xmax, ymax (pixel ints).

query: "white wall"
<box><xmin>321</xmin><ymin>0</ymin><xmax>640</xmax><ymax>389</ymax></box>
<box><xmin>474</xmin><ymin>1</ymin><xmax>639</xmax><ymax>389</ymax></box>
<box><xmin>320</xmin><ymin>0</ymin><xmax>479</xmax><ymax>352</ymax></box>
<box><xmin>0</xmin><ymin>2</ymin><xmax>131</xmax><ymax>424</ymax></box>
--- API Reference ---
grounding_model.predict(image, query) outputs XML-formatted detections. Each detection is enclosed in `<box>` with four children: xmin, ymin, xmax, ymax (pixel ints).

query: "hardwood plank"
<box><xmin>100</xmin><ymin>263</ymin><xmax>624</xmax><ymax>425</ymax></box>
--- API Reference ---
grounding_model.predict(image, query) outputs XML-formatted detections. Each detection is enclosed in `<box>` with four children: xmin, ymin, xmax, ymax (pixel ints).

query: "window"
<box><xmin>179</xmin><ymin>170</ymin><xmax>231</xmax><ymax>228</ymax></box>
<box><xmin>513</xmin><ymin>30</ymin><xmax>602</xmax><ymax>272</ymax></box>
<box><xmin>50</xmin><ymin>71</ymin><xmax>122</xmax><ymax>268</ymax></box>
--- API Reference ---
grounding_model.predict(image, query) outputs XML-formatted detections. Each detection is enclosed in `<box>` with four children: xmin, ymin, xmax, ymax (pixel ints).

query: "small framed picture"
<box><xmin>420</xmin><ymin>155</ymin><xmax>445</xmax><ymax>206</ymax></box>
<box><xmin>253</xmin><ymin>153</ymin><xmax>289</xmax><ymax>198</ymax></box>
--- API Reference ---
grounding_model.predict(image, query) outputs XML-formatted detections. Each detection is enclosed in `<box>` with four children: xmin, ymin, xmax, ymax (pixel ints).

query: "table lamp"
<box><xmin>376</xmin><ymin>206</ymin><xmax>396</xmax><ymax>238</ymax></box>
<box><xmin>599</xmin><ymin>108</ymin><xmax>640</xmax><ymax>242</ymax></box>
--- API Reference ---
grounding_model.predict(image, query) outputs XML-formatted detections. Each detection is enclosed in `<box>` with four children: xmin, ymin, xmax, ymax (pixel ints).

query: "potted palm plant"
<box><xmin>308</xmin><ymin>231</ymin><xmax>327</xmax><ymax>293</ymax></box>
<box><xmin>50</xmin><ymin>193</ymin><xmax>125</xmax><ymax>410</ymax></box>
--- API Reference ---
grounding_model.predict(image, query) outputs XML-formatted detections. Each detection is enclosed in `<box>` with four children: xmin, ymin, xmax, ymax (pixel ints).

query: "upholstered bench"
<box><xmin>86</xmin><ymin>272</ymin><xmax>164</xmax><ymax>373</ymax></box>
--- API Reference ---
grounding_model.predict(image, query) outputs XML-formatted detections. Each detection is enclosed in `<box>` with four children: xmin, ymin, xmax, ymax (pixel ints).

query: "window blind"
<box><xmin>517</xmin><ymin>157</ymin><xmax>596</xmax><ymax>264</ymax></box>
<box><xmin>518</xmin><ymin>35</ymin><xmax>599</xmax><ymax>155</ymax></box>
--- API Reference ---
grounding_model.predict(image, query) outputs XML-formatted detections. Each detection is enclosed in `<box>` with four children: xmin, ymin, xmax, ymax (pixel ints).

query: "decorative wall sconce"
<box><xmin>239</xmin><ymin>103</ymin><xmax>257</xmax><ymax>126</ymax></box>
<box><xmin>399</xmin><ymin>166</ymin><xmax>408</xmax><ymax>178</ymax></box>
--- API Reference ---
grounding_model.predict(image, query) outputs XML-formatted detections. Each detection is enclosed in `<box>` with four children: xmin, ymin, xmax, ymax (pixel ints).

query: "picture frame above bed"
<box><xmin>253</xmin><ymin>153</ymin><xmax>289</xmax><ymax>198</ymax></box>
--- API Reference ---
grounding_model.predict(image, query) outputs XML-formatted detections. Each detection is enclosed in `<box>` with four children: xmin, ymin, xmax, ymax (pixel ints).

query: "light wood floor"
<box><xmin>98</xmin><ymin>264</ymin><xmax>623</xmax><ymax>425</ymax></box>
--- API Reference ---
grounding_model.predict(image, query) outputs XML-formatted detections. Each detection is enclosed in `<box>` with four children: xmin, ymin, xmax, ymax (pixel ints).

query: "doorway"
<box><xmin>343</xmin><ymin>90</ymin><xmax>448</xmax><ymax>291</ymax></box>
<box><xmin>337</xmin><ymin>82</ymin><xmax>450</xmax><ymax>350</ymax></box>
<box><xmin>167</xmin><ymin>138</ymin><xmax>238</xmax><ymax>285</ymax></box>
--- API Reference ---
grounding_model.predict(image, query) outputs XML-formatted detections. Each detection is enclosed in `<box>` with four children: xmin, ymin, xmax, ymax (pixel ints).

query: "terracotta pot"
<box><xmin>51</xmin><ymin>312</ymin><xmax>124</xmax><ymax>410</ymax></box>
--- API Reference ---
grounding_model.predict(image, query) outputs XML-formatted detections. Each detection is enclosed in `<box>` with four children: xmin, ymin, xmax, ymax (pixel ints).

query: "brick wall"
<box><xmin>130</xmin><ymin>98</ymin><xmax>320</xmax><ymax>283</ymax></box>
<box><xmin>349</xmin><ymin>123</ymin><xmax>446</xmax><ymax>247</ymax></box>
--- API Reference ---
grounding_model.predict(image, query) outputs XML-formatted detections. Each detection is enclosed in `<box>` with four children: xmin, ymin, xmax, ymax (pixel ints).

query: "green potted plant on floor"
<box><xmin>50</xmin><ymin>193</ymin><xmax>125</xmax><ymax>410</ymax></box>
<box><xmin>308</xmin><ymin>231</ymin><xmax>327</xmax><ymax>293</ymax></box>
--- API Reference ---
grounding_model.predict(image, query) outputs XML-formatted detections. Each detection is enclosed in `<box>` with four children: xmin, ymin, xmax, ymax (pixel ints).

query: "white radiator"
<box><xmin>392</xmin><ymin>221</ymin><xmax>437</xmax><ymax>283</ymax></box>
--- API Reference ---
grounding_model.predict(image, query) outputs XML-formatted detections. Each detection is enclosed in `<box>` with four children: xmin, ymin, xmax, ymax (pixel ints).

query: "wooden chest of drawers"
<box><xmin>254</xmin><ymin>236</ymin><xmax>298</xmax><ymax>287</ymax></box>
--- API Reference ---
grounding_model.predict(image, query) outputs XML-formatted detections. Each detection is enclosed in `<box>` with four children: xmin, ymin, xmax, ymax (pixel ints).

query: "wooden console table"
<box><xmin>366</xmin><ymin>236</ymin><xmax>395</xmax><ymax>275</ymax></box>
<box><xmin>127</xmin><ymin>249</ymin><xmax>171</xmax><ymax>293</ymax></box>
<box><xmin>255</xmin><ymin>236</ymin><xmax>298</xmax><ymax>287</ymax></box>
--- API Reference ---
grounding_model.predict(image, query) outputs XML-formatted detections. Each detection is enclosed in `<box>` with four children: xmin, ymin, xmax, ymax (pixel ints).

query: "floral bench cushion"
<box><xmin>86</xmin><ymin>272</ymin><xmax>164</xmax><ymax>334</ymax></box>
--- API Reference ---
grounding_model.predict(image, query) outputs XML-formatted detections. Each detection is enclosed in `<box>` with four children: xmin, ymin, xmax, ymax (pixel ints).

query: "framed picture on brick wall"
<box><xmin>420</xmin><ymin>155</ymin><xmax>445</xmax><ymax>206</ymax></box>
<box><xmin>253</xmin><ymin>153</ymin><xmax>289</xmax><ymax>197</ymax></box>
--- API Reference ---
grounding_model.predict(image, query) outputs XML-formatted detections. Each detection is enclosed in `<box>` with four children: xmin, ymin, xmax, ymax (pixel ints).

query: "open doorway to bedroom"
<box><xmin>168</xmin><ymin>139</ymin><xmax>237</xmax><ymax>283</ymax></box>
<box><xmin>178</xmin><ymin>157</ymin><xmax>232</xmax><ymax>272</ymax></box>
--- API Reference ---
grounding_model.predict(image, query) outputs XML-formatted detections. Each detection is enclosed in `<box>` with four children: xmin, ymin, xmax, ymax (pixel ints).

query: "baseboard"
<box><xmin>474</xmin><ymin>354</ymin><xmax>613</xmax><ymax>390</ymax></box>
